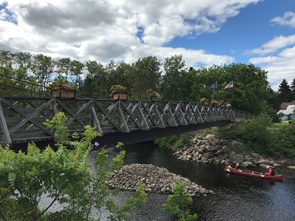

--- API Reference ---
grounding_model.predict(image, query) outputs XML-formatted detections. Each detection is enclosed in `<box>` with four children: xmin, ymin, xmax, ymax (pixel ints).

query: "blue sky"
<box><xmin>0</xmin><ymin>0</ymin><xmax>295</xmax><ymax>91</ymax></box>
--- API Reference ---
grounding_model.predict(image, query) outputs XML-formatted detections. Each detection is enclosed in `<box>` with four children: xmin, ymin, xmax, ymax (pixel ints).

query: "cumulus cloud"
<box><xmin>271</xmin><ymin>11</ymin><xmax>295</xmax><ymax>28</ymax></box>
<box><xmin>1</xmin><ymin>0</ymin><xmax>259</xmax><ymax>66</ymax></box>
<box><xmin>250</xmin><ymin>46</ymin><xmax>295</xmax><ymax>90</ymax></box>
<box><xmin>4</xmin><ymin>0</ymin><xmax>294</xmax><ymax>92</ymax></box>
<box><xmin>246</xmin><ymin>34</ymin><xmax>295</xmax><ymax>55</ymax></box>
<box><xmin>244</xmin><ymin>11</ymin><xmax>295</xmax><ymax>90</ymax></box>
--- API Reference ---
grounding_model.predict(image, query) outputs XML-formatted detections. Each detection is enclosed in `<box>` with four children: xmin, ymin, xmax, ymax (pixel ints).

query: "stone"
<box><xmin>173</xmin><ymin>132</ymin><xmax>288</xmax><ymax>169</ymax></box>
<box><xmin>240</xmin><ymin>161</ymin><xmax>255</xmax><ymax>167</ymax></box>
<box><xmin>258</xmin><ymin>159</ymin><xmax>272</xmax><ymax>165</ymax></box>
<box><xmin>106</xmin><ymin>163</ymin><xmax>213</xmax><ymax>196</ymax></box>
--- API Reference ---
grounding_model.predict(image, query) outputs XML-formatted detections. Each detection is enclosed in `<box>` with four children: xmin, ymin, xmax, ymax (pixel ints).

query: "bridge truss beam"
<box><xmin>0</xmin><ymin>97</ymin><xmax>244</xmax><ymax>146</ymax></box>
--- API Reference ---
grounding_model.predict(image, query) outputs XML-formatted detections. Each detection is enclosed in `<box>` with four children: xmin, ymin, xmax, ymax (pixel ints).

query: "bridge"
<box><xmin>0</xmin><ymin>96</ymin><xmax>253</xmax><ymax>147</ymax></box>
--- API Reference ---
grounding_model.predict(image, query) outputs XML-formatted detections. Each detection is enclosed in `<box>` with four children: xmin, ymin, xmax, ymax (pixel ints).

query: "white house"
<box><xmin>277</xmin><ymin>102</ymin><xmax>295</xmax><ymax>120</ymax></box>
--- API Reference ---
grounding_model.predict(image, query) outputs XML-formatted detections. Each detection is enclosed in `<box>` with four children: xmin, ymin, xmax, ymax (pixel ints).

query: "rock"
<box><xmin>240</xmin><ymin>161</ymin><xmax>255</xmax><ymax>167</ymax></box>
<box><xmin>250</xmin><ymin>153</ymin><xmax>261</xmax><ymax>159</ymax></box>
<box><xmin>215</xmin><ymin>149</ymin><xmax>224</xmax><ymax>155</ymax></box>
<box><xmin>228</xmin><ymin>151</ymin><xmax>244</xmax><ymax>163</ymax></box>
<box><xmin>273</xmin><ymin>163</ymin><xmax>281</xmax><ymax>167</ymax></box>
<box><xmin>259</xmin><ymin>164</ymin><xmax>271</xmax><ymax>169</ymax></box>
<box><xmin>106</xmin><ymin>163</ymin><xmax>213</xmax><ymax>197</ymax></box>
<box><xmin>173</xmin><ymin>132</ymin><xmax>283</xmax><ymax>169</ymax></box>
<box><xmin>258</xmin><ymin>159</ymin><xmax>275</xmax><ymax>166</ymax></box>
<box><xmin>287</xmin><ymin>166</ymin><xmax>295</xmax><ymax>169</ymax></box>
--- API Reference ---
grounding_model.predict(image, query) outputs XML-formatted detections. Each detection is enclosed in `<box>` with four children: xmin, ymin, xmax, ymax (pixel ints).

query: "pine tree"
<box><xmin>290</xmin><ymin>78</ymin><xmax>295</xmax><ymax>101</ymax></box>
<box><xmin>277</xmin><ymin>79</ymin><xmax>292</xmax><ymax>103</ymax></box>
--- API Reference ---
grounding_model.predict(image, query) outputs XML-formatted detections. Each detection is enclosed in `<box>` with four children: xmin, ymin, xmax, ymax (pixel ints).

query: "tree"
<box><xmin>242</xmin><ymin>113</ymin><xmax>274</xmax><ymax>155</ymax></box>
<box><xmin>56</xmin><ymin>57</ymin><xmax>72</xmax><ymax>79</ymax></box>
<box><xmin>32</xmin><ymin>54</ymin><xmax>54</xmax><ymax>90</ymax></box>
<box><xmin>130</xmin><ymin>56</ymin><xmax>162</xmax><ymax>99</ymax></box>
<box><xmin>81</xmin><ymin>60</ymin><xmax>108</xmax><ymax>98</ymax></box>
<box><xmin>290</xmin><ymin>78</ymin><xmax>295</xmax><ymax>101</ymax></box>
<box><xmin>0</xmin><ymin>50</ymin><xmax>14</xmax><ymax>66</ymax></box>
<box><xmin>191</xmin><ymin>63</ymin><xmax>277</xmax><ymax>116</ymax></box>
<box><xmin>0</xmin><ymin>112</ymin><xmax>147</xmax><ymax>220</ymax></box>
<box><xmin>161</xmin><ymin>55</ymin><xmax>194</xmax><ymax>101</ymax></box>
<box><xmin>277</xmin><ymin>79</ymin><xmax>292</xmax><ymax>103</ymax></box>
<box><xmin>109</xmin><ymin>62</ymin><xmax>133</xmax><ymax>97</ymax></box>
<box><xmin>70</xmin><ymin>60</ymin><xmax>84</xmax><ymax>89</ymax></box>
<box><xmin>0</xmin><ymin>50</ymin><xmax>15</xmax><ymax>96</ymax></box>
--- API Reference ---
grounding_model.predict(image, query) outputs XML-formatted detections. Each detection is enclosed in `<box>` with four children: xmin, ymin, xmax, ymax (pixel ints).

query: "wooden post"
<box><xmin>0</xmin><ymin>100</ymin><xmax>12</xmax><ymax>145</ymax></box>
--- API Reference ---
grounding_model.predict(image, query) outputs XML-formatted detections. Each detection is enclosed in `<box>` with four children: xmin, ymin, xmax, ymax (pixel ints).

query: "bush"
<box><xmin>163</xmin><ymin>183</ymin><xmax>198</xmax><ymax>221</ymax></box>
<box><xmin>242</xmin><ymin>113</ymin><xmax>274</xmax><ymax>153</ymax></box>
<box><xmin>155</xmin><ymin>133</ymin><xmax>190</xmax><ymax>150</ymax></box>
<box><xmin>0</xmin><ymin>112</ymin><xmax>147</xmax><ymax>220</ymax></box>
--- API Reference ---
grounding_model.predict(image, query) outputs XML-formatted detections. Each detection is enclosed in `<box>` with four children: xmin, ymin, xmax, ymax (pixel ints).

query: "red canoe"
<box><xmin>224</xmin><ymin>167</ymin><xmax>283</xmax><ymax>182</ymax></box>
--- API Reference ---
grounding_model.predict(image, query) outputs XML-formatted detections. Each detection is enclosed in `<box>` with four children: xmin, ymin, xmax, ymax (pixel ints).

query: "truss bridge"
<box><xmin>0</xmin><ymin>97</ymin><xmax>253</xmax><ymax>147</ymax></box>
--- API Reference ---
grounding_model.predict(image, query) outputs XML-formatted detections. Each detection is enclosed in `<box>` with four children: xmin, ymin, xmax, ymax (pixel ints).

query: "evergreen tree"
<box><xmin>290</xmin><ymin>78</ymin><xmax>295</xmax><ymax>101</ymax></box>
<box><xmin>277</xmin><ymin>79</ymin><xmax>292</xmax><ymax>103</ymax></box>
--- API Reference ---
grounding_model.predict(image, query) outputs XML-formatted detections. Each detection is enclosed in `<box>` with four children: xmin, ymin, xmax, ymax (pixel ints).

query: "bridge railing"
<box><xmin>0</xmin><ymin>97</ymin><xmax>250</xmax><ymax>146</ymax></box>
<box><xmin>232</xmin><ymin>109</ymin><xmax>255</xmax><ymax>120</ymax></box>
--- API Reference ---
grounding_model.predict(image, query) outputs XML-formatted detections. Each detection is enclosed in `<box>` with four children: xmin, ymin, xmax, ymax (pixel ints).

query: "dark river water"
<box><xmin>89</xmin><ymin>141</ymin><xmax>295</xmax><ymax>221</ymax></box>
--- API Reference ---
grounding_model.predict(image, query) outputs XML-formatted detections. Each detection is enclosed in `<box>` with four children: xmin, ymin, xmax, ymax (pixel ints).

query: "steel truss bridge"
<box><xmin>0</xmin><ymin>97</ymin><xmax>253</xmax><ymax>147</ymax></box>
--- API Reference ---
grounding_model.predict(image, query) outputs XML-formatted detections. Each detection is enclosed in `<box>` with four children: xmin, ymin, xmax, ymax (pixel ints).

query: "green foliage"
<box><xmin>242</xmin><ymin>113</ymin><xmax>273</xmax><ymax>151</ymax></box>
<box><xmin>277</xmin><ymin>79</ymin><xmax>292</xmax><ymax>103</ymax></box>
<box><xmin>0</xmin><ymin>140</ymin><xmax>91</xmax><ymax>220</ymax></box>
<box><xmin>217</xmin><ymin>117</ymin><xmax>295</xmax><ymax>158</ymax></box>
<box><xmin>0</xmin><ymin>49</ymin><xmax>282</xmax><ymax>117</ymax></box>
<box><xmin>43</xmin><ymin>112</ymin><xmax>70</xmax><ymax>143</ymax></box>
<box><xmin>155</xmin><ymin>133</ymin><xmax>190</xmax><ymax>150</ymax></box>
<box><xmin>131</xmin><ymin>56</ymin><xmax>162</xmax><ymax>99</ymax></box>
<box><xmin>273</xmin><ymin>121</ymin><xmax>295</xmax><ymax>157</ymax></box>
<box><xmin>0</xmin><ymin>112</ymin><xmax>147</xmax><ymax>220</ymax></box>
<box><xmin>163</xmin><ymin>183</ymin><xmax>198</xmax><ymax>221</ymax></box>
<box><xmin>161</xmin><ymin>55</ymin><xmax>196</xmax><ymax>101</ymax></box>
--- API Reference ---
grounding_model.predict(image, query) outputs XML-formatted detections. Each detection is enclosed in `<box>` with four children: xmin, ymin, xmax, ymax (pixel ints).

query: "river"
<box><xmin>89</xmin><ymin>141</ymin><xmax>295</xmax><ymax>221</ymax></box>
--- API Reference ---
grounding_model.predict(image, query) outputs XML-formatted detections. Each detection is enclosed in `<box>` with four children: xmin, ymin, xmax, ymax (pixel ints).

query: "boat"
<box><xmin>224</xmin><ymin>166</ymin><xmax>283</xmax><ymax>182</ymax></box>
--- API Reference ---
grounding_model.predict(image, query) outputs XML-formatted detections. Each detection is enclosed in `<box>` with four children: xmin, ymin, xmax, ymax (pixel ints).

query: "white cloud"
<box><xmin>250</xmin><ymin>46</ymin><xmax>295</xmax><ymax>90</ymax></box>
<box><xmin>271</xmin><ymin>11</ymin><xmax>295</xmax><ymax>28</ymax></box>
<box><xmin>246</xmin><ymin>34</ymin><xmax>295</xmax><ymax>55</ymax></box>
<box><xmin>0</xmin><ymin>0</ymin><xmax>259</xmax><ymax>67</ymax></box>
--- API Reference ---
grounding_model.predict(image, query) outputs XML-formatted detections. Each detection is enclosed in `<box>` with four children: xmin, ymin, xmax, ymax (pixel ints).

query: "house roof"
<box><xmin>279</xmin><ymin>102</ymin><xmax>293</xmax><ymax>110</ymax></box>
<box><xmin>277</xmin><ymin>104</ymin><xmax>295</xmax><ymax>115</ymax></box>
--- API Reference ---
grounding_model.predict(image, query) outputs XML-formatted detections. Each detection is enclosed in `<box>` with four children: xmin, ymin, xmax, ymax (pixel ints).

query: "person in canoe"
<box><xmin>235</xmin><ymin>163</ymin><xmax>239</xmax><ymax>170</ymax></box>
<box><xmin>265</xmin><ymin>166</ymin><xmax>275</xmax><ymax>176</ymax></box>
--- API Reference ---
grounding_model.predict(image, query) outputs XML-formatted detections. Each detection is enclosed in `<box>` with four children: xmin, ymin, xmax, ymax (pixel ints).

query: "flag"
<box><xmin>224</xmin><ymin>81</ymin><xmax>233</xmax><ymax>89</ymax></box>
<box><xmin>209</xmin><ymin>81</ymin><xmax>218</xmax><ymax>90</ymax></box>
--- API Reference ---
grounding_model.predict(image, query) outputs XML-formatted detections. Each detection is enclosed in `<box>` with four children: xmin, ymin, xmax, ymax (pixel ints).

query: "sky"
<box><xmin>0</xmin><ymin>0</ymin><xmax>295</xmax><ymax>91</ymax></box>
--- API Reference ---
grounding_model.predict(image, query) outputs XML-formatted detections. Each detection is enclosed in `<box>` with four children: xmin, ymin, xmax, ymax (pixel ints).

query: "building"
<box><xmin>277</xmin><ymin>102</ymin><xmax>295</xmax><ymax>120</ymax></box>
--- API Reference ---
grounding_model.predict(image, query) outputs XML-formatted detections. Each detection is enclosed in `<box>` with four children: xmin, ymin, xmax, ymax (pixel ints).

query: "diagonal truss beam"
<box><xmin>0</xmin><ymin>97</ymin><xmax>253</xmax><ymax>145</ymax></box>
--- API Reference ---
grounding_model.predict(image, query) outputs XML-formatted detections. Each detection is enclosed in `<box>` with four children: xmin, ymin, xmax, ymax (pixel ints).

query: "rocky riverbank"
<box><xmin>106</xmin><ymin>163</ymin><xmax>214</xmax><ymax>196</ymax></box>
<box><xmin>173</xmin><ymin>133</ymin><xmax>294</xmax><ymax>168</ymax></box>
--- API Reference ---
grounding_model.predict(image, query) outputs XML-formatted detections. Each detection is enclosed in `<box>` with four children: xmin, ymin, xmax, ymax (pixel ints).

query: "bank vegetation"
<box><xmin>156</xmin><ymin>114</ymin><xmax>295</xmax><ymax>162</ymax></box>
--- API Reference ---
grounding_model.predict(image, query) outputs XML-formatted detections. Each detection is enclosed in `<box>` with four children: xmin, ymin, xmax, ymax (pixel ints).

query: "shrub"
<box><xmin>0</xmin><ymin>112</ymin><xmax>147</xmax><ymax>220</ymax></box>
<box><xmin>163</xmin><ymin>183</ymin><xmax>198</xmax><ymax>221</ymax></box>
